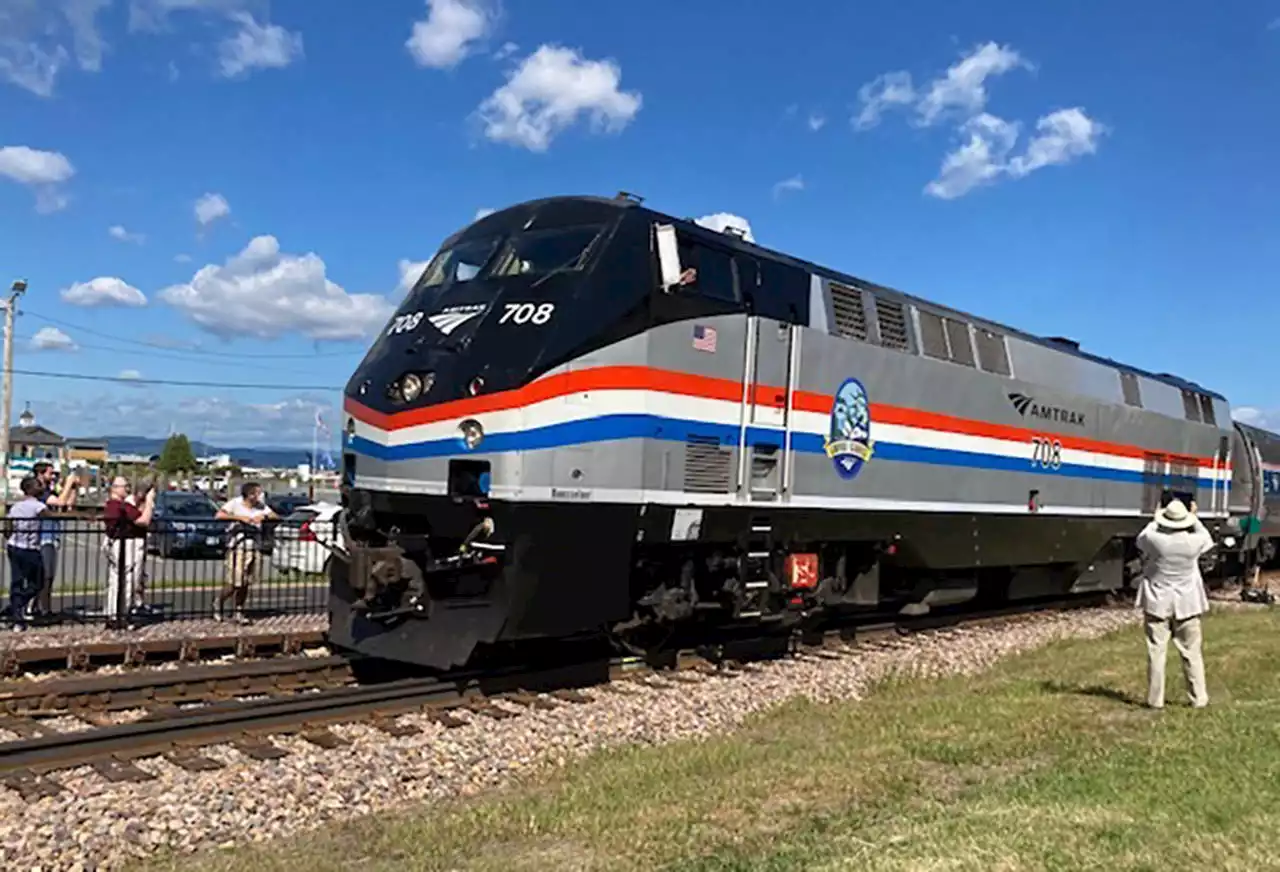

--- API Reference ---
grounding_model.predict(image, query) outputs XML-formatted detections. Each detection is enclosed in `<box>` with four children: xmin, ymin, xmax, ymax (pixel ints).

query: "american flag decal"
<box><xmin>692</xmin><ymin>324</ymin><xmax>717</xmax><ymax>352</ymax></box>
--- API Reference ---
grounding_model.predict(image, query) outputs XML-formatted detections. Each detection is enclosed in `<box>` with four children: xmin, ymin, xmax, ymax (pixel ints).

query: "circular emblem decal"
<box><xmin>824</xmin><ymin>377</ymin><xmax>876</xmax><ymax>480</ymax></box>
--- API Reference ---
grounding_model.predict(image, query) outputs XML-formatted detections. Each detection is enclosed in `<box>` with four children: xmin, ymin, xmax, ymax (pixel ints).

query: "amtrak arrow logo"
<box><xmin>1008</xmin><ymin>392</ymin><xmax>1034</xmax><ymax>415</ymax></box>
<box><xmin>427</xmin><ymin>304</ymin><xmax>486</xmax><ymax>336</ymax></box>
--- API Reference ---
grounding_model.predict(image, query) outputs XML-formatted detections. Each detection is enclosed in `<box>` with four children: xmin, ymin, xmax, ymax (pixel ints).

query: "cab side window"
<box><xmin>676</xmin><ymin>238</ymin><xmax>738</xmax><ymax>304</ymax></box>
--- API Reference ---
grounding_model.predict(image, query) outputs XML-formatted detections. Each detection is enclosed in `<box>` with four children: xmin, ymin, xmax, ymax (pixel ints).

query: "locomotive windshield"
<box><xmin>409</xmin><ymin>225</ymin><xmax>603</xmax><ymax>301</ymax></box>
<box><xmin>413</xmin><ymin>237</ymin><xmax>500</xmax><ymax>292</ymax></box>
<box><xmin>486</xmin><ymin>225</ymin><xmax>601</xmax><ymax>280</ymax></box>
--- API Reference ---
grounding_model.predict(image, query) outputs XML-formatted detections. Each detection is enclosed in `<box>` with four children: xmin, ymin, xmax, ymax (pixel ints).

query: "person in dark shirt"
<box><xmin>101</xmin><ymin>476</ymin><xmax>154</xmax><ymax>629</ymax></box>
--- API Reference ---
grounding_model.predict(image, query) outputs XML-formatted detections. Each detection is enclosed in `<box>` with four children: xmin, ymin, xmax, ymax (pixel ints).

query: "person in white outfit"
<box><xmin>1135</xmin><ymin>498</ymin><xmax>1215</xmax><ymax>709</ymax></box>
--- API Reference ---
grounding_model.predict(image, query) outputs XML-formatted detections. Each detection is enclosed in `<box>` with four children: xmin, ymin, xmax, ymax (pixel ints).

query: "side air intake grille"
<box><xmin>683</xmin><ymin>436</ymin><xmax>732</xmax><ymax>493</ymax></box>
<box><xmin>875</xmin><ymin>298</ymin><xmax>910</xmax><ymax>351</ymax></box>
<box><xmin>829</xmin><ymin>283</ymin><xmax>868</xmax><ymax>340</ymax></box>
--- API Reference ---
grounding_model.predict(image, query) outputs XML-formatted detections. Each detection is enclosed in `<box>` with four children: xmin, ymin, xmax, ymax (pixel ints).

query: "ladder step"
<box><xmin>751</xmin><ymin>525</ymin><xmax>772</xmax><ymax>532</ymax></box>
<box><xmin>747</xmin><ymin>551</ymin><xmax>770</xmax><ymax>559</ymax></box>
<box><xmin>745</xmin><ymin>581</ymin><xmax>769</xmax><ymax>590</ymax></box>
<box><xmin>738</xmin><ymin>611</ymin><xmax>762</xmax><ymax>618</ymax></box>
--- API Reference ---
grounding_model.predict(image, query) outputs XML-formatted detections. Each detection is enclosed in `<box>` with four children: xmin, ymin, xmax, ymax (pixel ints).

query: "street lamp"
<box><xmin>1</xmin><ymin>278</ymin><xmax>28</xmax><ymax>507</ymax></box>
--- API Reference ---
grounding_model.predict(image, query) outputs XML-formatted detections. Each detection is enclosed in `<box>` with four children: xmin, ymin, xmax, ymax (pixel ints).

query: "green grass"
<box><xmin>136</xmin><ymin>607</ymin><xmax>1280</xmax><ymax>871</ymax></box>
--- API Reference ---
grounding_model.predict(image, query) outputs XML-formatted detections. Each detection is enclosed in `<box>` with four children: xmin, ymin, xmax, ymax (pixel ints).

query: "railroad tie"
<box><xmin>368</xmin><ymin>713</ymin><xmax>421</xmax><ymax>736</ymax></box>
<box><xmin>423</xmin><ymin>708</ymin><xmax>468</xmax><ymax>728</ymax></box>
<box><xmin>165</xmin><ymin>747</ymin><xmax>224</xmax><ymax>772</ymax></box>
<box><xmin>1</xmin><ymin>772</ymin><xmax>63</xmax><ymax>800</ymax></box>
<box><xmin>299</xmin><ymin>726</ymin><xmax>349</xmax><ymax>749</ymax></box>
<box><xmin>93</xmin><ymin>756</ymin><xmax>155</xmax><ymax>784</ymax></box>
<box><xmin>496</xmin><ymin>691</ymin><xmax>558</xmax><ymax>711</ymax></box>
<box><xmin>461</xmin><ymin>699</ymin><xmax>519</xmax><ymax>720</ymax></box>
<box><xmin>232</xmin><ymin>734</ymin><xmax>290</xmax><ymax>761</ymax></box>
<box><xmin>549</xmin><ymin>689</ymin><xmax>593</xmax><ymax>704</ymax></box>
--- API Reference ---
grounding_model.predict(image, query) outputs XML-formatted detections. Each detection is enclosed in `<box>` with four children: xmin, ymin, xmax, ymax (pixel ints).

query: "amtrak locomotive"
<box><xmin>332</xmin><ymin>193</ymin><xmax>1277</xmax><ymax>669</ymax></box>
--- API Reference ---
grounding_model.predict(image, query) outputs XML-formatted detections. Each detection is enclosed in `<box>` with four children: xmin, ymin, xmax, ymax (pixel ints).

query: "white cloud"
<box><xmin>174</xmin><ymin>253</ymin><xmax>193</xmax><ymax>263</ymax></box>
<box><xmin>493</xmin><ymin>41</ymin><xmax>518</xmax><ymax>60</ymax></box>
<box><xmin>117</xmin><ymin>369</ymin><xmax>146</xmax><ymax>388</ymax></box>
<box><xmin>474</xmin><ymin>206</ymin><xmax>495</xmax><ymax>220</ymax></box>
<box><xmin>407</xmin><ymin>0</ymin><xmax>493</xmax><ymax>69</ymax></box>
<box><xmin>476</xmin><ymin>44</ymin><xmax>642</xmax><ymax>152</ymax></box>
<box><xmin>217</xmin><ymin>11</ymin><xmax>303</xmax><ymax>78</ymax></box>
<box><xmin>807</xmin><ymin>112</ymin><xmax>826</xmax><ymax>132</ymax></box>
<box><xmin>1006</xmin><ymin>108</ymin><xmax>1105</xmax><ymax>178</ymax></box>
<box><xmin>61</xmin><ymin>276</ymin><xmax>149</xmax><ymax>307</ymax></box>
<box><xmin>855</xmin><ymin>43</ymin><xmax>1101</xmax><ymax>199</ymax></box>
<box><xmin>853</xmin><ymin>71</ymin><xmax>917</xmax><ymax>130</ymax></box>
<box><xmin>157</xmin><ymin>234</ymin><xmax>395</xmax><ymax>341</ymax></box>
<box><xmin>0</xmin><ymin>0</ymin><xmax>110</xmax><ymax>97</ymax></box>
<box><xmin>127</xmin><ymin>0</ymin><xmax>250</xmax><ymax>32</ymax></box>
<box><xmin>1268</xmin><ymin>18</ymin><xmax>1280</xmax><ymax>31</ymax></box>
<box><xmin>194</xmin><ymin>191</ymin><xmax>230</xmax><ymax>227</ymax></box>
<box><xmin>30</xmin><ymin>326</ymin><xmax>77</xmax><ymax>352</ymax></box>
<box><xmin>34</xmin><ymin>391</ymin><xmax>341</xmax><ymax>448</ymax></box>
<box><xmin>771</xmin><ymin>175</ymin><xmax>804</xmax><ymax>198</ymax></box>
<box><xmin>397</xmin><ymin>258</ymin><xmax>430</xmax><ymax>296</ymax></box>
<box><xmin>1232</xmin><ymin>406</ymin><xmax>1280</xmax><ymax>431</ymax></box>
<box><xmin>925</xmin><ymin>108</ymin><xmax>1105</xmax><ymax>200</ymax></box>
<box><xmin>854</xmin><ymin>42</ymin><xmax>1026</xmax><ymax>131</ymax></box>
<box><xmin>915</xmin><ymin>42</ymin><xmax>1028</xmax><ymax>127</ymax></box>
<box><xmin>924</xmin><ymin>113</ymin><xmax>1020</xmax><ymax>200</ymax></box>
<box><xmin>694</xmin><ymin>213</ymin><xmax>755</xmax><ymax>243</ymax></box>
<box><xmin>109</xmin><ymin>224</ymin><xmax>146</xmax><ymax>244</ymax></box>
<box><xmin>0</xmin><ymin>145</ymin><xmax>75</xmax><ymax>213</ymax></box>
<box><xmin>0</xmin><ymin>145</ymin><xmax>75</xmax><ymax>185</ymax></box>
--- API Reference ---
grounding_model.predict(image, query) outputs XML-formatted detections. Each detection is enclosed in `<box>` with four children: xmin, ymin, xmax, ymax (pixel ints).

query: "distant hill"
<box><xmin>83</xmin><ymin>436</ymin><xmax>339</xmax><ymax>470</ymax></box>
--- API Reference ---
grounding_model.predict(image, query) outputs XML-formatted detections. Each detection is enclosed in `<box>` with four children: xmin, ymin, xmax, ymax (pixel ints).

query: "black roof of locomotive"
<box><xmin>446</xmin><ymin>195</ymin><xmax>1226</xmax><ymax>403</ymax></box>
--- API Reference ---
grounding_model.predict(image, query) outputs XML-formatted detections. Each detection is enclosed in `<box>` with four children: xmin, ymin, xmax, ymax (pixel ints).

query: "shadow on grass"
<box><xmin>1039</xmin><ymin>680</ymin><xmax>1144</xmax><ymax>707</ymax></box>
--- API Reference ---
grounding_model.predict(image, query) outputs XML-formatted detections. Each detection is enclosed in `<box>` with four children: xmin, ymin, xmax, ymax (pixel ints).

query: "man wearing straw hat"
<box><xmin>1135</xmin><ymin>498</ymin><xmax>1215</xmax><ymax>709</ymax></box>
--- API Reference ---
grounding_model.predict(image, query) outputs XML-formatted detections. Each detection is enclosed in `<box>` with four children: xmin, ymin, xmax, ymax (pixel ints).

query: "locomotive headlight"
<box><xmin>459</xmin><ymin>418</ymin><xmax>484</xmax><ymax>450</ymax></box>
<box><xmin>399</xmin><ymin>372</ymin><xmax>424</xmax><ymax>403</ymax></box>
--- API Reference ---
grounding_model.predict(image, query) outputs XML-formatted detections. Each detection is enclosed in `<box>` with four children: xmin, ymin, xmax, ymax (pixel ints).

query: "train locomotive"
<box><xmin>330</xmin><ymin>193</ymin><xmax>1274</xmax><ymax>669</ymax></box>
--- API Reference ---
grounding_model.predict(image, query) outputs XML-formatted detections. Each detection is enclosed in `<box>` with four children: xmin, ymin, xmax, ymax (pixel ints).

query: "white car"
<box><xmin>272</xmin><ymin>502</ymin><xmax>343</xmax><ymax>576</ymax></box>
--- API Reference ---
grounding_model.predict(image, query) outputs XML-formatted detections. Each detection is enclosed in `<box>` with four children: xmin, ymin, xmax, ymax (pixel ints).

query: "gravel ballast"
<box><xmin>0</xmin><ymin>603</ymin><xmax>1185</xmax><ymax>870</ymax></box>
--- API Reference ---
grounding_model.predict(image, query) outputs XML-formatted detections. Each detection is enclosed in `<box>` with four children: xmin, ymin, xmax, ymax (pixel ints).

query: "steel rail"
<box><xmin>0</xmin><ymin>654</ymin><xmax>358</xmax><ymax>716</ymax></box>
<box><xmin>0</xmin><ymin>659</ymin><xmax>612</xmax><ymax>779</ymax></box>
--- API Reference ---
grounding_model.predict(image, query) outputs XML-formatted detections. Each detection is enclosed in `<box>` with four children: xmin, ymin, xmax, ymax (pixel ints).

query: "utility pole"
<box><xmin>0</xmin><ymin>279</ymin><xmax>27</xmax><ymax>508</ymax></box>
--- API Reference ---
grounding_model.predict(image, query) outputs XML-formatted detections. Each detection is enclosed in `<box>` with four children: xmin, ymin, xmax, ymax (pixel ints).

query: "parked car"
<box><xmin>272</xmin><ymin>502</ymin><xmax>342</xmax><ymax>576</ymax></box>
<box><xmin>147</xmin><ymin>491</ymin><xmax>226</xmax><ymax>558</ymax></box>
<box><xmin>268</xmin><ymin>494</ymin><xmax>313</xmax><ymax>516</ymax></box>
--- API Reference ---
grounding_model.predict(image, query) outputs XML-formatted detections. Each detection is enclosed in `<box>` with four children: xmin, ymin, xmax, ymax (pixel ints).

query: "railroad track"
<box><xmin>0</xmin><ymin>629</ymin><xmax>328</xmax><ymax>677</ymax></box>
<box><xmin>0</xmin><ymin>653</ymin><xmax>358</xmax><ymax>717</ymax></box>
<box><xmin>0</xmin><ymin>594</ymin><xmax>1120</xmax><ymax>799</ymax></box>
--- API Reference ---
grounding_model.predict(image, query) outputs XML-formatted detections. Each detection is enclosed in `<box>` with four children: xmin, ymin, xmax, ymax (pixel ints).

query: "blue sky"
<box><xmin>1</xmin><ymin>0</ymin><xmax>1278</xmax><ymax>448</ymax></box>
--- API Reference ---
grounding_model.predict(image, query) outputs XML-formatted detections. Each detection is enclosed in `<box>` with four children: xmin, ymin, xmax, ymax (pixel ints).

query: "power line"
<box><xmin>11</xmin><ymin>368</ymin><xmax>342</xmax><ymax>391</ymax></box>
<box><xmin>15</xmin><ymin>334</ymin><xmax>325</xmax><ymax>376</ymax></box>
<box><xmin>23</xmin><ymin>310</ymin><xmax>365</xmax><ymax>360</ymax></box>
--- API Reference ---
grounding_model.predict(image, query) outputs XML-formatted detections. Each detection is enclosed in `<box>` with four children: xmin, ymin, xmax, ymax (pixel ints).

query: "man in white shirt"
<box><xmin>213</xmin><ymin>482</ymin><xmax>278</xmax><ymax>624</ymax></box>
<box><xmin>1135</xmin><ymin>498</ymin><xmax>1215</xmax><ymax>709</ymax></box>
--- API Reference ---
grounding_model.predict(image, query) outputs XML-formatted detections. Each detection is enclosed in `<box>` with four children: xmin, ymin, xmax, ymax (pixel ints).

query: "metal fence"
<box><xmin>0</xmin><ymin>512</ymin><xmax>338</xmax><ymax>629</ymax></box>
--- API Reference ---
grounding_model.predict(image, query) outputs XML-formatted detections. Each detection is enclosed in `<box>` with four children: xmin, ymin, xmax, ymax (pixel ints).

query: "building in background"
<box><xmin>5</xmin><ymin>405</ymin><xmax>68</xmax><ymax>496</ymax></box>
<box><xmin>67</xmin><ymin>438</ymin><xmax>108</xmax><ymax>466</ymax></box>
